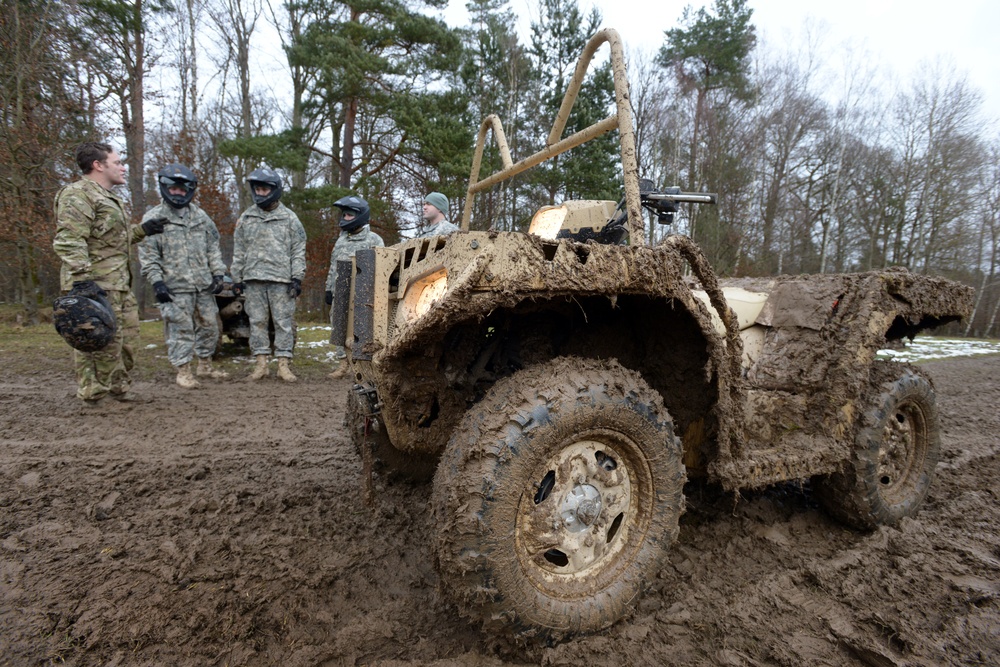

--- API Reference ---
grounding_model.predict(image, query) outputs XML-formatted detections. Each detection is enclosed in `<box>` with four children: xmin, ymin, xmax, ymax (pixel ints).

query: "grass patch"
<box><xmin>0</xmin><ymin>314</ymin><xmax>339</xmax><ymax>381</ymax></box>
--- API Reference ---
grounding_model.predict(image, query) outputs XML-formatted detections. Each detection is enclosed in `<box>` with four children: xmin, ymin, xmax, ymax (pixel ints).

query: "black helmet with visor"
<box><xmin>334</xmin><ymin>195</ymin><xmax>370</xmax><ymax>232</ymax></box>
<box><xmin>247</xmin><ymin>167</ymin><xmax>283</xmax><ymax>209</ymax></box>
<box><xmin>157</xmin><ymin>164</ymin><xmax>198</xmax><ymax>209</ymax></box>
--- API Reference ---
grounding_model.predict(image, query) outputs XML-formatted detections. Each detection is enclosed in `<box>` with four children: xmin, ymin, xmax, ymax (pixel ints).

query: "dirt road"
<box><xmin>1</xmin><ymin>353</ymin><xmax>998</xmax><ymax>666</ymax></box>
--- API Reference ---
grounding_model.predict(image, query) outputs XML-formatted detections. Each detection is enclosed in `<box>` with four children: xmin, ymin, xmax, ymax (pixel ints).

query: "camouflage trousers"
<box><xmin>244</xmin><ymin>281</ymin><xmax>297</xmax><ymax>358</ymax></box>
<box><xmin>73</xmin><ymin>289</ymin><xmax>139</xmax><ymax>401</ymax></box>
<box><xmin>158</xmin><ymin>290</ymin><xmax>221</xmax><ymax>367</ymax></box>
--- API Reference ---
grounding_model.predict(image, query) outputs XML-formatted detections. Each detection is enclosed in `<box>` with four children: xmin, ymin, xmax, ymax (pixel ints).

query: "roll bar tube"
<box><xmin>460</xmin><ymin>29</ymin><xmax>644</xmax><ymax>246</ymax></box>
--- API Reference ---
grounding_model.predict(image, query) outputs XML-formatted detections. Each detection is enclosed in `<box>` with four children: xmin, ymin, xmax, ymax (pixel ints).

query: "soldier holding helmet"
<box><xmin>52</xmin><ymin>142</ymin><xmax>166</xmax><ymax>405</ymax></box>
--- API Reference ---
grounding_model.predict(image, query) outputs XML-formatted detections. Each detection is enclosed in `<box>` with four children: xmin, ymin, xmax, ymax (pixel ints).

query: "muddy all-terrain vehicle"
<box><xmin>330</xmin><ymin>30</ymin><xmax>974</xmax><ymax>638</ymax></box>
<box><xmin>214</xmin><ymin>278</ymin><xmax>251</xmax><ymax>346</ymax></box>
<box><xmin>213</xmin><ymin>277</ymin><xmax>297</xmax><ymax>350</ymax></box>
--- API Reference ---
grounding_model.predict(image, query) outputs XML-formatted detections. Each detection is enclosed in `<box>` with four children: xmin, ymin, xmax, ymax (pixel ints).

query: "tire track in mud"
<box><xmin>1</xmin><ymin>357</ymin><xmax>999</xmax><ymax>666</ymax></box>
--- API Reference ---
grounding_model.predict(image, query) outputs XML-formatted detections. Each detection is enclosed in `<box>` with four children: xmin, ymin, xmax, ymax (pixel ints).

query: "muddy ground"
<box><xmin>1</xmin><ymin>350</ymin><xmax>998</xmax><ymax>667</ymax></box>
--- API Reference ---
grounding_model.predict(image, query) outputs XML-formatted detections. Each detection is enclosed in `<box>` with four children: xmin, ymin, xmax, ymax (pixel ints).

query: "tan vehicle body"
<box><xmin>331</xmin><ymin>29</ymin><xmax>974</xmax><ymax>638</ymax></box>
<box><xmin>340</xmin><ymin>229</ymin><xmax>969</xmax><ymax>484</ymax></box>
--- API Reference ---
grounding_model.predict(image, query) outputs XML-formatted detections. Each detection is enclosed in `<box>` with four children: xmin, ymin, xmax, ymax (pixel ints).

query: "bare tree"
<box><xmin>966</xmin><ymin>140</ymin><xmax>1000</xmax><ymax>336</ymax></box>
<box><xmin>752</xmin><ymin>36</ymin><xmax>828</xmax><ymax>274</ymax></box>
<box><xmin>206</xmin><ymin>0</ymin><xmax>265</xmax><ymax>209</ymax></box>
<box><xmin>890</xmin><ymin>60</ymin><xmax>984</xmax><ymax>275</ymax></box>
<box><xmin>629</xmin><ymin>48</ymin><xmax>688</xmax><ymax>245</ymax></box>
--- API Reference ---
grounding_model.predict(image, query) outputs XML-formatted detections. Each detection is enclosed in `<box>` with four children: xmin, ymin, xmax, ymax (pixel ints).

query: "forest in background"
<box><xmin>2</xmin><ymin>0</ymin><xmax>999</xmax><ymax>336</ymax></box>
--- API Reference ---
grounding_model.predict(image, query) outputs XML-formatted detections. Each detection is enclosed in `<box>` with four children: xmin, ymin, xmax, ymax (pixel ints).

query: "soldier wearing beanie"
<box><xmin>415</xmin><ymin>191</ymin><xmax>459</xmax><ymax>238</ymax></box>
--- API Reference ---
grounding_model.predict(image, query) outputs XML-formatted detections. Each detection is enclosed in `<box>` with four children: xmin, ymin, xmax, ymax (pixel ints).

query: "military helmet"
<box><xmin>247</xmin><ymin>167</ymin><xmax>283</xmax><ymax>209</ymax></box>
<box><xmin>334</xmin><ymin>195</ymin><xmax>370</xmax><ymax>232</ymax></box>
<box><xmin>52</xmin><ymin>292</ymin><xmax>117</xmax><ymax>352</ymax></box>
<box><xmin>157</xmin><ymin>164</ymin><xmax>198</xmax><ymax>208</ymax></box>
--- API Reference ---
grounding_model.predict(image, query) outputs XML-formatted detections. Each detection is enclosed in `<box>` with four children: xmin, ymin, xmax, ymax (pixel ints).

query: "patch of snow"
<box><xmin>878</xmin><ymin>337</ymin><xmax>1000</xmax><ymax>362</ymax></box>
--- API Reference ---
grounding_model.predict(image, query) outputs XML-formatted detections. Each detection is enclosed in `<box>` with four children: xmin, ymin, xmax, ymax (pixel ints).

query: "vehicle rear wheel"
<box><xmin>814</xmin><ymin>362</ymin><xmax>940</xmax><ymax>529</ymax></box>
<box><xmin>432</xmin><ymin>356</ymin><xmax>685</xmax><ymax>637</ymax></box>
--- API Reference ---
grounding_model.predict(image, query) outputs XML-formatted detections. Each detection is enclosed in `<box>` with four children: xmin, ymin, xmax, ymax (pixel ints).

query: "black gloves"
<box><xmin>232</xmin><ymin>282</ymin><xmax>245</xmax><ymax>296</ymax></box>
<box><xmin>152</xmin><ymin>281</ymin><xmax>173</xmax><ymax>303</ymax></box>
<box><xmin>141</xmin><ymin>217</ymin><xmax>168</xmax><ymax>236</ymax></box>
<box><xmin>71</xmin><ymin>280</ymin><xmax>106</xmax><ymax>299</ymax></box>
<box><xmin>325</xmin><ymin>290</ymin><xmax>333</xmax><ymax>306</ymax></box>
<box><xmin>287</xmin><ymin>278</ymin><xmax>302</xmax><ymax>298</ymax></box>
<box><xmin>210</xmin><ymin>275</ymin><xmax>225</xmax><ymax>295</ymax></box>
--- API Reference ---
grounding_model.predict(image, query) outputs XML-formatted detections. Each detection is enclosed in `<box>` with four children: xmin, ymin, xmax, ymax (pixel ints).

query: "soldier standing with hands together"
<box><xmin>230</xmin><ymin>167</ymin><xmax>306</xmax><ymax>383</ymax></box>
<box><xmin>138</xmin><ymin>164</ymin><xmax>229</xmax><ymax>389</ymax></box>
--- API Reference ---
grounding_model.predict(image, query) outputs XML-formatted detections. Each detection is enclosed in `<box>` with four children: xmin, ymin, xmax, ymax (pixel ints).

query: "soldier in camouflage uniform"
<box><xmin>53</xmin><ymin>142</ymin><xmax>166</xmax><ymax>405</ymax></box>
<box><xmin>325</xmin><ymin>196</ymin><xmax>384</xmax><ymax>379</ymax></box>
<box><xmin>138</xmin><ymin>164</ymin><xmax>229</xmax><ymax>389</ymax></box>
<box><xmin>326</xmin><ymin>195</ymin><xmax>385</xmax><ymax>378</ymax></box>
<box><xmin>415</xmin><ymin>191</ymin><xmax>459</xmax><ymax>238</ymax></box>
<box><xmin>230</xmin><ymin>167</ymin><xmax>306</xmax><ymax>383</ymax></box>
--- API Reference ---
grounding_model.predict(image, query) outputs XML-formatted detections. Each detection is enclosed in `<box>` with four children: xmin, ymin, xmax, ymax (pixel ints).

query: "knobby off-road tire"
<box><xmin>815</xmin><ymin>362</ymin><xmax>941</xmax><ymax>530</ymax></box>
<box><xmin>431</xmin><ymin>357</ymin><xmax>685</xmax><ymax>637</ymax></box>
<box><xmin>344</xmin><ymin>391</ymin><xmax>437</xmax><ymax>483</ymax></box>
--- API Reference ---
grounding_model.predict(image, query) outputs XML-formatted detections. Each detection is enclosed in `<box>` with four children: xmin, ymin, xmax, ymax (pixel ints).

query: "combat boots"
<box><xmin>248</xmin><ymin>355</ymin><xmax>269</xmax><ymax>381</ymax></box>
<box><xmin>196</xmin><ymin>357</ymin><xmax>229</xmax><ymax>379</ymax></box>
<box><xmin>329</xmin><ymin>362</ymin><xmax>348</xmax><ymax>380</ymax></box>
<box><xmin>176</xmin><ymin>362</ymin><xmax>201</xmax><ymax>389</ymax></box>
<box><xmin>276</xmin><ymin>357</ymin><xmax>298</xmax><ymax>383</ymax></box>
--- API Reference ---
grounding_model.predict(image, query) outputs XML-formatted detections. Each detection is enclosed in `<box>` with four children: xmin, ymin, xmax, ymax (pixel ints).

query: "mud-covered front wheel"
<box><xmin>432</xmin><ymin>357</ymin><xmax>685</xmax><ymax>637</ymax></box>
<box><xmin>815</xmin><ymin>362</ymin><xmax>940</xmax><ymax>529</ymax></box>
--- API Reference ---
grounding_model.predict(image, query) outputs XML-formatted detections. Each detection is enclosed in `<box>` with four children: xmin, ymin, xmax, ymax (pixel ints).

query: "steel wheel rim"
<box><xmin>877</xmin><ymin>398</ymin><xmax>929</xmax><ymax>504</ymax></box>
<box><xmin>514</xmin><ymin>430</ymin><xmax>653</xmax><ymax>596</ymax></box>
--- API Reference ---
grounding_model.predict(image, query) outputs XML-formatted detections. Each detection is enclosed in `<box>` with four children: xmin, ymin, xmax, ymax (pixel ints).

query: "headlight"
<box><xmin>528</xmin><ymin>205</ymin><xmax>567</xmax><ymax>239</ymax></box>
<box><xmin>399</xmin><ymin>268</ymin><xmax>448</xmax><ymax>322</ymax></box>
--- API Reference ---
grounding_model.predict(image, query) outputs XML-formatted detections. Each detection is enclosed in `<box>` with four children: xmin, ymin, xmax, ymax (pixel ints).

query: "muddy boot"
<box><xmin>247</xmin><ymin>355</ymin><xmax>269</xmax><ymax>381</ymax></box>
<box><xmin>196</xmin><ymin>357</ymin><xmax>229</xmax><ymax>380</ymax></box>
<box><xmin>329</xmin><ymin>362</ymin><xmax>349</xmax><ymax>380</ymax></box>
<box><xmin>175</xmin><ymin>362</ymin><xmax>201</xmax><ymax>389</ymax></box>
<box><xmin>276</xmin><ymin>357</ymin><xmax>298</xmax><ymax>383</ymax></box>
<box><xmin>111</xmin><ymin>391</ymin><xmax>152</xmax><ymax>403</ymax></box>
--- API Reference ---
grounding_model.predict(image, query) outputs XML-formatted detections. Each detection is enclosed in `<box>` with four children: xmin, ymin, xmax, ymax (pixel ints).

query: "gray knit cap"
<box><xmin>424</xmin><ymin>192</ymin><xmax>449</xmax><ymax>217</ymax></box>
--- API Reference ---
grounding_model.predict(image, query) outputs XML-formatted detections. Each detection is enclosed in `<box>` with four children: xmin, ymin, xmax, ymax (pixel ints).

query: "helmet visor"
<box><xmin>159</xmin><ymin>176</ymin><xmax>195</xmax><ymax>191</ymax></box>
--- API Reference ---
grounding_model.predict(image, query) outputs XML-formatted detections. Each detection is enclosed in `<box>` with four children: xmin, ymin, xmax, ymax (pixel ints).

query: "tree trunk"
<box><xmin>340</xmin><ymin>97</ymin><xmax>357</xmax><ymax>189</ymax></box>
<box><xmin>15</xmin><ymin>234</ymin><xmax>41</xmax><ymax>325</ymax></box>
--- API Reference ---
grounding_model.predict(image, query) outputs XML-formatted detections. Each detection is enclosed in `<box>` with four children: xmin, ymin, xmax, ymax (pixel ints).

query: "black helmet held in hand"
<box><xmin>157</xmin><ymin>164</ymin><xmax>198</xmax><ymax>208</ymax></box>
<box><xmin>53</xmin><ymin>288</ymin><xmax>117</xmax><ymax>353</ymax></box>
<box><xmin>247</xmin><ymin>167</ymin><xmax>283</xmax><ymax>209</ymax></box>
<box><xmin>334</xmin><ymin>195</ymin><xmax>370</xmax><ymax>232</ymax></box>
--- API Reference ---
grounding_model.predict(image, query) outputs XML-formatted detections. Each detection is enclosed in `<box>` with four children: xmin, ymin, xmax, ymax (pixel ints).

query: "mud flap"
<box><xmin>352</xmin><ymin>249</ymin><xmax>376</xmax><ymax>361</ymax></box>
<box><xmin>330</xmin><ymin>259</ymin><xmax>353</xmax><ymax>346</ymax></box>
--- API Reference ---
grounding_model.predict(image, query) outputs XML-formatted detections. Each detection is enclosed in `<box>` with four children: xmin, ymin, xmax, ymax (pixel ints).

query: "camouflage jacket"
<box><xmin>138</xmin><ymin>203</ymin><xmax>227</xmax><ymax>293</ymax></box>
<box><xmin>413</xmin><ymin>220</ymin><xmax>460</xmax><ymax>239</ymax></box>
<box><xmin>325</xmin><ymin>225</ymin><xmax>385</xmax><ymax>292</ymax></box>
<box><xmin>230</xmin><ymin>202</ymin><xmax>306</xmax><ymax>284</ymax></box>
<box><xmin>53</xmin><ymin>178</ymin><xmax>147</xmax><ymax>292</ymax></box>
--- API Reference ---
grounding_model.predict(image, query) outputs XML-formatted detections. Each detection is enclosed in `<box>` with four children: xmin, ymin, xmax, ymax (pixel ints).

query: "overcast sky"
<box><xmin>440</xmin><ymin>0</ymin><xmax>1000</xmax><ymax>123</ymax></box>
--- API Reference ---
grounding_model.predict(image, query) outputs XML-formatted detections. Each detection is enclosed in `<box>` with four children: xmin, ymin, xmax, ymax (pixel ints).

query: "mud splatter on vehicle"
<box><xmin>331</xmin><ymin>29</ymin><xmax>974</xmax><ymax>638</ymax></box>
